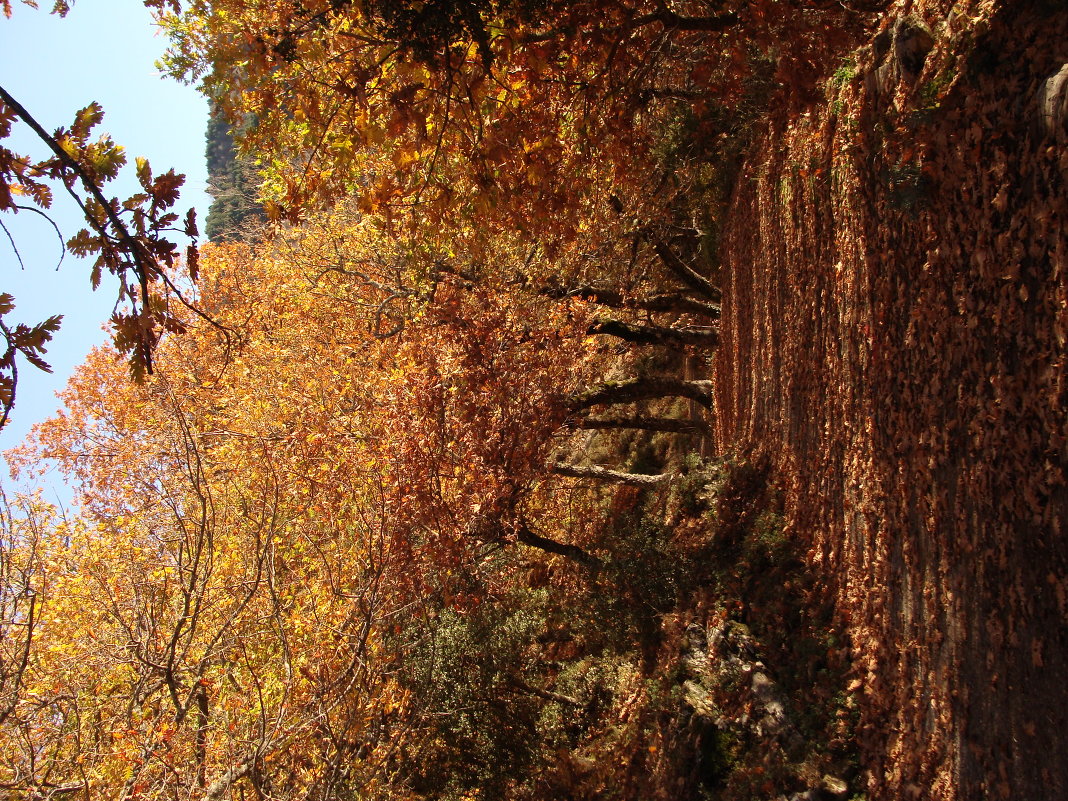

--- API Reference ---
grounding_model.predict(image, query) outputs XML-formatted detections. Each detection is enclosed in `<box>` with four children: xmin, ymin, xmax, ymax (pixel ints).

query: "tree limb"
<box><xmin>570</xmin><ymin>377</ymin><xmax>714</xmax><ymax>411</ymax></box>
<box><xmin>0</xmin><ymin>84</ymin><xmax>160</xmax><ymax>369</ymax></box>
<box><xmin>551</xmin><ymin>462</ymin><xmax>673</xmax><ymax>487</ymax></box>
<box><xmin>506</xmin><ymin>675</ymin><xmax>582</xmax><ymax>707</ymax></box>
<box><xmin>203</xmin><ymin>759</ymin><xmax>253</xmax><ymax>801</ymax></box>
<box><xmin>630</xmin><ymin>9</ymin><xmax>741</xmax><ymax>33</ymax></box>
<box><xmin>540</xmin><ymin>284</ymin><xmax>720</xmax><ymax>318</ymax></box>
<box><xmin>515</xmin><ymin>523</ymin><xmax>601</xmax><ymax>569</ymax></box>
<box><xmin>588</xmin><ymin>319</ymin><xmax>718</xmax><ymax>348</ymax></box>
<box><xmin>574</xmin><ymin>415</ymin><xmax>710</xmax><ymax>435</ymax></box>
<box><xmin>653</xmin><ymin>240</ymin><xmax>721</xmax><ymax>302</ymax></box>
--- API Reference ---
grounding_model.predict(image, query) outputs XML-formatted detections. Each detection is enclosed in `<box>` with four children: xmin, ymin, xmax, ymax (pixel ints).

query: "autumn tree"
<box><xmin>0</xmin><ymin>3</ymin><xmax>897</xmax><ymax>795</ymax></box>
<box><xmin>153</xmin><ymin>0</ymin><xmax>744</xmax><ymax>327</ymax></box>
<box><xmin>3</xmin><ymin>239</ymin><xmax>427</xmax><ymax>797</ymax></box>
<box><xmin>0</xmin><ymin>493</ymin><xmax>47</xmax><ymax>738</ymax></box>
<box><xmin>3</xmin><ymin>207</ymin><xmax>618</xmax><ymax>796</ymax></box>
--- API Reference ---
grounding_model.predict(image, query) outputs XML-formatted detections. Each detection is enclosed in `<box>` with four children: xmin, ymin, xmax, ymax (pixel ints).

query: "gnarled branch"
<box><xmin>574</xmin><ymin>415</ymin><xmax>710</xmax><ymax>435</ymax></box>
<box><xmin>588</xmin><ymin>319</ymin><xmax>719</xmax><ymax>348</ymax></box>
<box><xmin>551</xmin><ymin>462</ymin><xmax>673</xmax><ymax>487</ymax></box>
<box><xmin>570</xmin><ymin>377</ymin><xmax>714</xmax><ymax>411</ymax></box>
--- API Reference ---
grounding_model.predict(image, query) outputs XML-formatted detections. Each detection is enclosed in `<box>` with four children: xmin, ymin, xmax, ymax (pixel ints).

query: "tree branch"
<box><xmin>588</xmin><ymin>319</ymin><xmax>718</xmax><ymax>348</ymax></box>
<box><xmin>630</xmin><ymin>9</ymin><xmax>741</xmax><ymax>33</ymax></box>
<box><xmin>506</xmin><ymin>675</ymin><xmax>582</xmax><ymax>707</ymax></box>
<box><xmin>203</xmin><ymin>759</ymin><xmax>253</xmax><ymax>801</ymax></box>
<box><xmin>570</xmin><ymin>377</ymin><xmax>714</xmax><ymax>411</ymax></box>
<box><xmin>653</xmin><ymin>240</ymin><xmax>721</xmax><ymax>302</ymax></box>
<box><xmin>515</xmin><ymin>523</ymin><xmax>601</xmax><ymax>569</ymax></box>
<box><xmin>551</xmin><ymin>462</ymin><xmax>673</xmax><ymax>487</ymax></box>
<box><xmin>0</xmin><ymin>84</ymin><xmax>160</xmax><ymax>369</ymax></box>
<box><xmin>541</xmin><ymin>284</ymin><xmax>720</xmax><ymax>318</ymax></box>
<box><xmin>574</xmin><ymin>415</ymin><xmax>710</xmax><ymax>435</ymax></box>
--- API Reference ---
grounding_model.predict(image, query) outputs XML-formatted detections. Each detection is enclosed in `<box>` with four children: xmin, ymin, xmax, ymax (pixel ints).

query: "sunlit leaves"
<box><xmin>0</xmin><ymin>59</ymin><xmax>199</xmax><ymax>418</ymax></box>
<box><xmin>0</xmin><ymin>199</ymin><xmax>609</xmax><ymax>795</ymax></box>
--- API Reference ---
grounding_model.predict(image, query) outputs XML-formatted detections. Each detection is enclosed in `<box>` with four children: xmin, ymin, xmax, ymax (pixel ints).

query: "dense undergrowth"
<box><xmin>380</xmin><ymin>446</ymin><xmax>863</xmax><ymax>801</ymax></box>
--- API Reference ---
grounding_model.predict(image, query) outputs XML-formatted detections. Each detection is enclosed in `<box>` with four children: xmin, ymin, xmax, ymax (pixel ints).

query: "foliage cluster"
<box><xmin>715</xmin><ymin>1</ymin><xmax>1068</xmax><ymax>797</ymax></box>
<box><xmin>1</xmin><ymin>2</ymin><xmax>203</xmax><ymax>421</ymax></box>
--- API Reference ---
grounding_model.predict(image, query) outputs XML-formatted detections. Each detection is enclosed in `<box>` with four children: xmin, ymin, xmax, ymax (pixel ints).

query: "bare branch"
<box><xmin>570</xmin><ymin>377</ymin><xmax>714</xmax><ymax>411</ymax></box>
<box><xmin>550</xmin><ymin>462</ymin><xmax>673</xmax><ymax>487</ymax></box>
<box><xmin>574</xmin><ymin>415</ymin><xmax>709</xmax><ymax>435</ymax></box>
<box><xmin>588</xmin><ymin>319</ymin><xmax>719</xmax><ymax>348</ymax></box>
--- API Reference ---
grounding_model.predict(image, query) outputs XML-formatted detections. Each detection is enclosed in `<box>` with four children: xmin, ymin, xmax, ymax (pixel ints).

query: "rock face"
<box><xmin>714</xmin><ymin>2</ymin><xmax>1068</xmax><ymax>799</ymax></box>
<box><xmin>1037</xmin><ymin>62</ymin><xmax>1068</xmax><ymax>141</ymax></box>
<box><xmin>868</xmin><ymin>17</ymin><xmax>936</xmax><ymax>97</ymax></box>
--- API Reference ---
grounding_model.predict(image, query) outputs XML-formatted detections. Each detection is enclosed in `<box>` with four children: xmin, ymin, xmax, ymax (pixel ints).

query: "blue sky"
<box><xmin>0</xmin><ymin>0</ymin><xmax>211</xmax><ymax>502</ymax></box>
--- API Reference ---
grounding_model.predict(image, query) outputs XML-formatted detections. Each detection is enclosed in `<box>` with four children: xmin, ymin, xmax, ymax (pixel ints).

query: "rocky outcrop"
<box><xmin>680</xmin><ymin>619</ymin><xmax>851</xmax><ymax>800</ymax></box>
